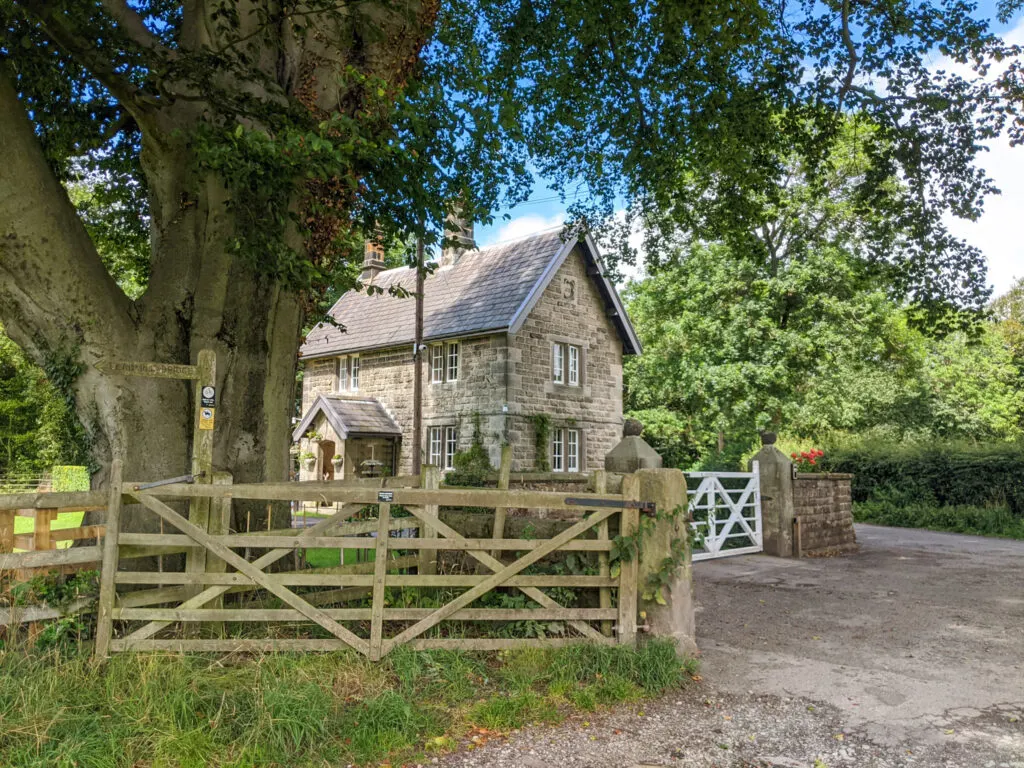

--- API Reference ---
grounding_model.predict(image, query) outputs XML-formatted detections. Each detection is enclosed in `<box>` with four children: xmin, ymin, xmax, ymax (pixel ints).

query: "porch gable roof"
<box><xmin>291</xmin><ymin>394</ymin><xmax>402</xmax><ymax>442</ymax></box>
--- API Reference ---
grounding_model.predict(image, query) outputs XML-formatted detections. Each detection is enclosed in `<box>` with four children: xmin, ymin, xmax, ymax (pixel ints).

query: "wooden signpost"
<box><xmin>94</xmin><ymin>349</ymin><xmax>217</xmax><ymax>650</ymax></box>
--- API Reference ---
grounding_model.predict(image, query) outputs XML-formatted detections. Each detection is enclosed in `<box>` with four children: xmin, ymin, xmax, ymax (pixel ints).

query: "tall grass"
<box><xmin>0</xmin><ymin>640</ymin><xmax>693</xmax><ymax>767</ymax></box>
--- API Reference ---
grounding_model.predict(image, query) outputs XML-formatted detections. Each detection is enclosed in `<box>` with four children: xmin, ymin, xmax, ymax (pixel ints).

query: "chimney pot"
<box><xmin>360</xmin><ymin>237</ymin><xmax>386</xmax><ymax>283</ymax></box>
<box><xmin>441</xmin><ymin>209</ymin><xmax>474</xmax><ymax>267</ymax></box>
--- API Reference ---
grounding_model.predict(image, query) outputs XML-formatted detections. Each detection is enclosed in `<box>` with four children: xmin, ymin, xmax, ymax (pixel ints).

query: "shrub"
<box><xmin>50</xmin><ymin>465</ymin><xmax>89</xmax><ymax>492</ymax></box>
<box><xmin>824</xmin><ymin>440</ymin><xmax>1024</xmax><ymax>515</ymax></box>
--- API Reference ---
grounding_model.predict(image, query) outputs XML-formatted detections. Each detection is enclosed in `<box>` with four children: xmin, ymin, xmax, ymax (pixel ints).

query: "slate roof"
<box><xmin>299</xmin><ymin>230</ymin><xmax>641</xmax><ymax>359</ymax></box>
<box><xmin>291</xmin><ymin>395</ymin><xmax>402</xmax><ymax>441</ymax></box>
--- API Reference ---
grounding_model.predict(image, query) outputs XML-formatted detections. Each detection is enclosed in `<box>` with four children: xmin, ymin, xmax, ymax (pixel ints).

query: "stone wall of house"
<box><xmin>506</xmin><ymin>245</ymin><xmax>625</xmax><ymax>471</ymax></box>
<box><xmin>793</xmin><ymin>473</ymin><xmax>858</xmax><ymax>555</ymax></box>
<box><xmin>301</xmin><ymin>336</ymin><xmax>509</xmax><ymax>475</ymax></box>
<box><xmin>298</xmin><ymin>245</ymin><xmax>629</xmax><ymax>476</ymax></box>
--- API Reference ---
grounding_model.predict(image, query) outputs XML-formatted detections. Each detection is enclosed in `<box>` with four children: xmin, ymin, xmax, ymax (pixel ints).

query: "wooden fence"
<box><xmin>2</xmin><ymin>464</ymin><xmax>657</xmax><ymax>659</ymax></box>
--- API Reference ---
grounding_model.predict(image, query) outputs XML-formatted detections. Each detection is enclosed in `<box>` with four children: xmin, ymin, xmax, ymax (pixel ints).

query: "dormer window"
<box><xmin>336</xmin><ymin>354</ymin><xmax>360</xmax><ymax>392</ymax></box>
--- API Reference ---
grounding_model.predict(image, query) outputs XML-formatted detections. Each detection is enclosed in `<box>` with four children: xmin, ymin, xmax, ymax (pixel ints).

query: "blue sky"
<box><xmin>476</xmin><ymin>4</ymin><xmax>1023</xmax><ymax>298</ymax></box>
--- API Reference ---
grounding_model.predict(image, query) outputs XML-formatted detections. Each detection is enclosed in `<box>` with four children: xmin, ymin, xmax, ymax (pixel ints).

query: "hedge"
<box><xmin>50</xmin><ymin>465</ymin><xmax>90</xmax><ymax>493</ymax></box>
<box><xmin>824</xmin><ymin>442</ymin><xmax>1024</xmax><ymax>515</ymax></box>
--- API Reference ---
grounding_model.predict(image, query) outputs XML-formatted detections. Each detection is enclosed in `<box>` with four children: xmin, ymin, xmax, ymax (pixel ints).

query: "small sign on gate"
<box><xmin>377</xmin><ymin>491</ymin><xmax>394</xmax><ymax>502</ymax></box>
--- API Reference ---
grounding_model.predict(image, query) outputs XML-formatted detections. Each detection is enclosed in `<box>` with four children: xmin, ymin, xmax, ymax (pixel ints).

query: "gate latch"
<box><xmin>133</xmin><ymin>472</ymin><xmax>203</xmax><ymax>491</ymax></box>
<box><xmin>564</xmin><ymin>497</ymin><xmax>656</xmax><ymax>515</ymax></box>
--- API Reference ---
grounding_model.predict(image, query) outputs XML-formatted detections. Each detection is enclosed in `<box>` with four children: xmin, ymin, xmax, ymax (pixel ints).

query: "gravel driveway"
<box><xmin>439</xmin><ymin>524</ymin><xmax>1024</xmax><ymax>767</ymax></box>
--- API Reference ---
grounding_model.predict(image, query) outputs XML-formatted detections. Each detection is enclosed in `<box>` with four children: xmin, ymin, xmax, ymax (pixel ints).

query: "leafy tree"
<box><xmin>0</xmin><ymin>0</ymin><xmax>1018</xmax><ymax>530</ymax></box>
<box><xmin>0</xmin><ymin>326</ymin><xmax>87</xmax><ymax>477</ymax></box>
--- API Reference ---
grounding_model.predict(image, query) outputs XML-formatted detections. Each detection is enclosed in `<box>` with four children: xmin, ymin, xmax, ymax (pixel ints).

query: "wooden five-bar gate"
<box><xmin>29</xmin><ymin>464</ymin><xmax>649</xmax><ymax>659</ymax></box>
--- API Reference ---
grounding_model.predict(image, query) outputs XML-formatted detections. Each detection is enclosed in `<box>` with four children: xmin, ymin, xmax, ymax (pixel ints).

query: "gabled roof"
<box><xmin>299</xmin><ymin>230</ymin><xmax>641</xmax><ymax>359</ymax></box>
<box><xmin>291</xmin><ymin>395</ymin><xmax>402</xmax><ymax>442</ymax></box>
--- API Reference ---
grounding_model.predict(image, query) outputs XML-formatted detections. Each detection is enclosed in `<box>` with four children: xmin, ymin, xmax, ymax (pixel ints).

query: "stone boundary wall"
<box><xmin>793</xmin><ymin>472</ymin><xmax>858</xmax><ymax>556</ymax></box>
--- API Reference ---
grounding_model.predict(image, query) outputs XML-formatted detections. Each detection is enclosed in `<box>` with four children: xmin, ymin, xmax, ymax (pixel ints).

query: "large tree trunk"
<box><xmin>0</xmin><ymin>70</ymin><xmax>301</xmax><ymax>534</ymax></box>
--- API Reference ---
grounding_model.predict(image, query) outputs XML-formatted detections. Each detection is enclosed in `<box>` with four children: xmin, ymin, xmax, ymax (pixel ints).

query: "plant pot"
<box><xmin>331</xmin><ymin>459</ymin><xmax>344</xmax><ymax>471</ymax></box>
<box><xmin>302</xmin><ymin>458</ymin><xmax>316</xmax><ymax>471</ymax></box>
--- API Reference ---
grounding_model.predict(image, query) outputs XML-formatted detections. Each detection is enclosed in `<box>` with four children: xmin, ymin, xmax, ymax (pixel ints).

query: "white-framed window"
<box><xmin>552</xmin><ymin>427</ymin><xmax>582</xmax><ymax>473</ymax></box>
<box><xmin>336</xmin><ymin>354</ymin><xmax>360</xmax><ymax>392</ymax></box>
<box><xmin>552</xmin><ymin>342</ymin><xmax>581</xmax><ymax>386</ymax></box>
<box><xmin>430</xmin><ymin>340</ymin><xmax>460</xmax><ymax>384</ymax></box>
<box><xmin>444</xmin><ymin>426</ymin><xmax>458</xmax><ymax>470</ymax></box>
<box><xmin>567</xmin><ymin>428</ymin><xmax>580</xmax><ymax>472</ymax></box>
<box><xmin>447</xmin><ymin>341</ymin><xmax>460</xmax><ymax>382</ymax></box>
<box><xmin>349</xmin><ymin>355</ymin><xmax>360</xmax><ymax>391</ymax></box>
<box><xmin>428</xmin><ymin>425</ymin><xmax>458</xmax><ymax>470</ymax></box>
<box><xmin>428</xmin><ymin>426</ymin><xmax>443</xmax><ymax>467</ymax></box>
<box><xmin>430</xmin><ymin>345</ymin><xmax>445</xmax><ymax>384</ymax></box>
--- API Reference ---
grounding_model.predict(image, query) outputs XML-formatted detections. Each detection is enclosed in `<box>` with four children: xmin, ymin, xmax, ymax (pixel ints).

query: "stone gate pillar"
<box><xmin>605</xmin><ymin>420</ymin><xmax>696</xmax><ymax>655</ymax></box>
<box><xmin>750</xmin><ymin>432</ymin><xmax>795</xmax><ymax>557</ymax></box>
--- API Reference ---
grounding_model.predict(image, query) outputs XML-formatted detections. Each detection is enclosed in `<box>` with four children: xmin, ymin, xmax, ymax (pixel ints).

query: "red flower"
<box><xmin>809</xmin><ymin>458</ymin><xmax>817</xmax><ymax>465</ymax></box>
<box><xmin>791</xmin><ymin>452</ymin><xmax>798</xmax><ymax>459</ymax></box>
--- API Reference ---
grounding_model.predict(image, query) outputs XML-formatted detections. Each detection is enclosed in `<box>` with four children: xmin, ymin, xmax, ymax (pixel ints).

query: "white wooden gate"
<box><xmin>685</xmin><ymin>461</ymin><xmax>762</xmax><ymax>561</ymax></box>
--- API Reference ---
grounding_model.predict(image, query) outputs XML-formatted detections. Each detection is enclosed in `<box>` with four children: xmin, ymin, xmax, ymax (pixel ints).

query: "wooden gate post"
<box><xmin>617</xmin><ymin>473</ymin><xmax>640</xmax><ymax>646</ymax></box>
<box><xmin>206</xmin><ymin>471</ymin><xmax>232</xmax><ymax>637</ymax></box>
<box><xmin>94</xmin><ymin>459</ymin><xmax>123</xmax><ymax>658</ymax></box>
<box><xmin>593</xmin><ymin>470</ymin><xmax>613</xmax><ymax>637</ymax></box>
<box><xmin>369</xmin><ymin>501</ymin><xmax>392</xmax><ymax>661</ymax></box>
<box><xmin>417</xmin><ymin>465</ymin><xmax>440</xmax><ymax>576</ymax></box>
<box><xmin>489</xmin><ymin>444</ymin><xmax>513</xmax><ymax>561</ymax></box>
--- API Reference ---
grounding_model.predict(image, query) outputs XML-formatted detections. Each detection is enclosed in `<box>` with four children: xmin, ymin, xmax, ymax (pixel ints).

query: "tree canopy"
<box><xmin>0</xmin><ymin>0</ymin><xmax>1020</xmax><ymax>492</ymax></box>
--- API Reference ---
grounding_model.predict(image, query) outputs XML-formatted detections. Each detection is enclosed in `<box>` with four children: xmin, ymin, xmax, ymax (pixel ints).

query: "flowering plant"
<box><xmin>791</xmin><ymin>448</ymin><xmax>824</xmax><ymax>466</ymax></box>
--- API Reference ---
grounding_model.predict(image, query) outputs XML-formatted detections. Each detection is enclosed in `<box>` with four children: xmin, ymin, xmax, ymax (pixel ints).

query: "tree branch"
<box><xmin>19</xmin><ymin>0</ymin><xmax>161</xmax><ymax>121</ymax></box>
<box><xmin>99</xmin><ymin>0</ymin><xmax>169</xmax><ymax>54</ymax></box>
<box><xmin>837</xmin><ymin>0</ymin><xmax>859</xmax><ymax>110</ymax></box>
<box><xmin>0</xmin><ymin>68</ymin><xmax>135</xmax><ymax>366</ymax></box>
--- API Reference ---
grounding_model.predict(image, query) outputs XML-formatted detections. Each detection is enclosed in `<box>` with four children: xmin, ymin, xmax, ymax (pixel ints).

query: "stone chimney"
<box><xmin>440</xmin><ymin>209</ymin><xmax>474</xmax><ymax>268</ymax></box>
<box><xmin>359</xmin><ymin>237</ymin><xmax>386</xmax><ymax>283</ymax></box>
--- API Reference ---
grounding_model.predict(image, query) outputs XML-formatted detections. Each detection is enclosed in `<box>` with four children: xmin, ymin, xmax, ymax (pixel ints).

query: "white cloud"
<box><xmin>479</xmin><ymin>212</ymin><xmax>567</xmax><ymax>246</ymax></box>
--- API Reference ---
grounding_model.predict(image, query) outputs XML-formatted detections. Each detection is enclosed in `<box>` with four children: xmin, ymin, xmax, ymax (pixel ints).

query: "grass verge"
<box><xmin>854</xmin><ymin>500</ymin><xmax>1024</xmax><ymax>539</ymax></box>
<box><xmin>0</xmin><ymin>640</ymin><xmax>696</xmax><ymax>767</ymax></box>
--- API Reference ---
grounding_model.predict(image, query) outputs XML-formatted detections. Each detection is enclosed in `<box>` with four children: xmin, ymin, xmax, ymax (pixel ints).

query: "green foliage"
<box><xmin>50</xmin><ymin>465</ymin><xmax>89</xmax><ymax>492</ymax></box>
<box><xmin>531</xmin><ymin>413</ymin><xmax>551</xmax><ymax>472</ymax></box>
<box><xmin>0</xmin><ymin>642</ymin><xmax>693</xmax><ymax>766</ymax></box>
<box><xmin>0</xmin><ymin>327</ymin><xmax>87</xmax><ymax>477</ymax></box>
<box><xmin>3</xmin><ymin>571</ymin><xmax>98</xmax><ymax>651</ymax></box>
<box><xmin>444</xmin><ymin>413</ymin><xmax>493</xmax><ymax>487</ymax></box>
<box><xmin>854</xmin><ymin>496</ymin><xmax>1024</xmax><ymax>539</ymax></box>
<box><xmin>824</xmin><ymin>440</ymin><xmax>1024</xmax><ymax>515</ymax></box>
<box><xmin>609</xmin><ymin>505</ymin><xmax>697</xmax><ymax>606</ymax></box>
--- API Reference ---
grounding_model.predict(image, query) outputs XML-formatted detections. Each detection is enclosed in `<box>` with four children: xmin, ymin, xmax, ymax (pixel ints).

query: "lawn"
<box><xmin>12</xmin><ymin>510</ymin><xmax>85</xmax><ymax>550</ymax></box>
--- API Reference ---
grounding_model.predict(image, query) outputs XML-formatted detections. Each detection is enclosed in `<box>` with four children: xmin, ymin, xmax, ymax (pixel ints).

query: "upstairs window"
<box><xmin>552</xmin><ymin>428</ymin><xmax>582</xmax><ymax>473</ymax></box>
<box><xmin>447</xmin><ymin>341</ymin><xmax>460</xmax><ymax>382</ymax></box>
<box><xmin>552</xmin><ymin>342</ymin><xmax>581</xmax><ymax>386</ymax></box>
<box><xmin>430</xmin><ymin>341</ymin><xmax>460</xmax><ymax>384</ymax></box>
<box><xmin>430</xmin><ymin>345</ymin><xmax>445</xmax><ymax>383</ymax></box>
<box><xmin>336</xmin><ymin>354</ymin><xmax>360</xmax><ymax>392</ymax></box>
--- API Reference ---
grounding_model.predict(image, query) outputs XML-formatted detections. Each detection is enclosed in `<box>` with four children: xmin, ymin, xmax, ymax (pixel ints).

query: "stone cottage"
<box><xmin>294</xmin><ymin>225</ymin><xmax>641</xmax><ymax>479</ymax></box>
